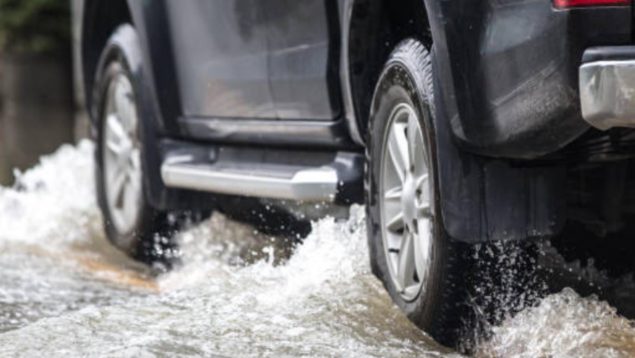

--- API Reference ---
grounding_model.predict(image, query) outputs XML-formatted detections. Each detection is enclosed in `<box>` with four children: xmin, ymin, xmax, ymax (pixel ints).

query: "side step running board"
<box><xmin>161</xmin><ymin>149</ymin><xmax>363</xmax><ymax>203</ymax></box>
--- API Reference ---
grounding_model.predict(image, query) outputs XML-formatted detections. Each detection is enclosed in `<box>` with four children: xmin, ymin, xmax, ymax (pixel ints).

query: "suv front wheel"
<box><xmin>94</xmin><ymin>24</ymin><xmax>176</xmax><ymax>266</ymax></box>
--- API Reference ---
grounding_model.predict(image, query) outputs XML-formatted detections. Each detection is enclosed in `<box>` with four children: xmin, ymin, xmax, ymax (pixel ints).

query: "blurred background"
<box><xmin>0</xmin><ymin>0</ymin><xmax>85</xmax><ymax>185</ymax></box>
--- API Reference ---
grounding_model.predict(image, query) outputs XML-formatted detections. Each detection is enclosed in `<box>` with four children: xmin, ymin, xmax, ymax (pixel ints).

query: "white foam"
<box><xmin>0</xmin><ymin>140</ymin><xmax>101</xmax><ymax>247</ymax></box>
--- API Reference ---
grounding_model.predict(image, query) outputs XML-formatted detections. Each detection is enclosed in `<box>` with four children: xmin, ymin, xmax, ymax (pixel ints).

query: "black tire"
<box><xmin>365</xmin><ymin>39</ymin><xmax>538</xmax><ymax>350</ymax></box>
<box><xmin>93</xmin><ymin>25</ymin><xmax>177</xmax><ymax>267</ymax></box>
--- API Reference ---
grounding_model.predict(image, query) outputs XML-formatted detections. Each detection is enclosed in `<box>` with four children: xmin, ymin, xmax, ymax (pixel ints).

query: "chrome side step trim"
<box><xmin>161</xmin><ymin>161</ymin><xmax>339</xmax><ymax>202</ymax></box>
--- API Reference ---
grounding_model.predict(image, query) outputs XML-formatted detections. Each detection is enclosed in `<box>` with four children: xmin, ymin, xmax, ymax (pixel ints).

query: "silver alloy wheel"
<box><xmin>379</xmin><ymin>103</ymin><xmax>433</xmax><ymax>301</ymax></box>
<box><xmin>102</xmin><ymin>74</ymin><xmax>142</xmax><ymax>235</ymax></box>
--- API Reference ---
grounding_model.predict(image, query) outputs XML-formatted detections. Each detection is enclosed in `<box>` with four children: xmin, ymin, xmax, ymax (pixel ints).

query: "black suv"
<box><xmin>76</xmin><ymin>0</ymin><xmax>634</xmax><ymax>347</ymax></box>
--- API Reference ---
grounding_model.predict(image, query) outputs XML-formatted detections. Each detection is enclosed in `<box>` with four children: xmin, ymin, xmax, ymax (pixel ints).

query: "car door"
<box><xmin>165</xmin><ymin>0</ymin><xmax>276</xmax><ymax>119</ymax></box>
<box><xmin>264</xmin><ymin>0</ymin><xmax>341</xmax><ymax>121</ymax></box>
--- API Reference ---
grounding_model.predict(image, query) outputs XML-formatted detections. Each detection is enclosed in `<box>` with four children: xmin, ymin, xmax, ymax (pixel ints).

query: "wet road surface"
<box><xmin>0</xmin><ymin>141</ymin><xmax>634</xmax><ymax>357</ymax></box>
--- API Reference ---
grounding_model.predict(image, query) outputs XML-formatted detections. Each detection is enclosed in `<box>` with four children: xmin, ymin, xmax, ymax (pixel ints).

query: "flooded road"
<box><xmin>0</xmin><ymin>141</ymin><xmax>635</xmax><ymax>357</ymax></box>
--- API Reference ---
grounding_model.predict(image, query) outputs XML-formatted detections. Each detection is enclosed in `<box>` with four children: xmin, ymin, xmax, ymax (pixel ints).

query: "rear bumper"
<box><xmin>580</xmin><ymin>47</ymin><xmax>635</xmax><ymax>130</ymax></box>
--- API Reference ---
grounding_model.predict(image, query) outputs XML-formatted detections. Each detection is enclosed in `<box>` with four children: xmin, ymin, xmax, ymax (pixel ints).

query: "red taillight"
<box><xmin>554</xmin><ymin>0</ymin><xmax>630</xmax><ymax>8</ymax></box>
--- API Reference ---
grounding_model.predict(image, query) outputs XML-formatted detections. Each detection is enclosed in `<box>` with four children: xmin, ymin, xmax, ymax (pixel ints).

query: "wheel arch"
<box><xmin>351</xmin><ymin>9</ymin><xmax>569</xmax><ymax>244</ymax></box>
<box><xmin>91</xmin><ymin>24</ymin><xmax>195</xmax><ymax>213</ymax></box>
<box><xmin>80</xmin><ymin>0</ymin><xmax>133</xmax><ymax>120</ymax></box>
<box><xmin>346</xmin><ymin>0</ymin><xmax>432</xmax><ymax>144</ymax></box>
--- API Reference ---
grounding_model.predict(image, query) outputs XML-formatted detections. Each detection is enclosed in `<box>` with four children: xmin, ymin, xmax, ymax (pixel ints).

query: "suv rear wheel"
<box><xmin>367</xmin><ymin>39</ymin><xmax>542</xmax><ymax>350</ymax></box>
<box><xmin>366</xmin><ymin>39</ymin><xmax>474</xmax><ymax>348</ymax></box>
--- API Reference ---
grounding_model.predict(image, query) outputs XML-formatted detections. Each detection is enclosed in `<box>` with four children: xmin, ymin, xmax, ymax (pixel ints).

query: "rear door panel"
<box><xmin>165</xmin><ymin>0</ymin><xmax>276</xmax><ymax>119</ymax></box>
<box><xmin>265</xmin><ymin>0</ymin><xmax>341</xmax><ymax>121</ymax></box>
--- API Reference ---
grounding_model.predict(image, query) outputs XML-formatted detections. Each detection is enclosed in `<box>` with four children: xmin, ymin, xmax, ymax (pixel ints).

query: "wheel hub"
<box><xmin>402</xmin><ymin>173</ymin><xmax>418</xmax><ymax>231</ymax></box>
<box><xmin>379</xmin><ymin>103</ymin><xmax>433</xmax><ymax>301</ymax></box>
<box><xmin>102</xmin><ymin>74</ymin><xmax>142</xmax><ymax>235</ymax></box>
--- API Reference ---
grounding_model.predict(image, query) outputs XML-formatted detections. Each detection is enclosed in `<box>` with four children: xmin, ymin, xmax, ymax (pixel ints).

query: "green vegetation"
<box><xmin>0</xmin><ymin>0</ymin><xmax>70</xmax><ymax>54</ymax></box>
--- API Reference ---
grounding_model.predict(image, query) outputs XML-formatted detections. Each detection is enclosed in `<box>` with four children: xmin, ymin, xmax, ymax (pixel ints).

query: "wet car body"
<box><xmin>74</xmin><ymin>0</ymin><xmax>635</xmax><ymax>348</ymax></box>
<box><xmin>74</xmin><ymin>0</ymin><xmax>632</xmax><ymax>243</ymax></box>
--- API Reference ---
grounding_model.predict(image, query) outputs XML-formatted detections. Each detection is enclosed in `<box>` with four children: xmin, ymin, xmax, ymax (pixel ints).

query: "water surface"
<box><xmin>0</xmin><ymin>142</ymin><xmax>633</xmax><ymax>357</ymax></box>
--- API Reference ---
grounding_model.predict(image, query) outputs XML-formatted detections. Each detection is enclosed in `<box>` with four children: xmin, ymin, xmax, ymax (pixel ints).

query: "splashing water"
<box><xmin>0</xmin><ymin>141</ymin><xmax>633</xmax><ymax>357</ymax></box>
<box><xmin>477</xmin><ymin>288</ymin><xmax>635</xmax><ymax>357</ymax></box>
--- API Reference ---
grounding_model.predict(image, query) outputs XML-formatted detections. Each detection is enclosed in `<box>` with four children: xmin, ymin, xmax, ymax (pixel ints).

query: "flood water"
<box><xmin>0</xmin><ymin>141</ymin><xmax>634</xmax><ymax>357</ymax></box>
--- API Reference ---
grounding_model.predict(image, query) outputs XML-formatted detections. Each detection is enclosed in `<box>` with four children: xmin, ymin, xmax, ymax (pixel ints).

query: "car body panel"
<box><xmin>75</xmin><ymin>0</ymin><xmax>635</xmax><ymax>242</ymax></box>
<box><xmin>265</xmin><ymin>0</ymin><xmax>342</xmax><ymax>121</ymax></box>
<box><xmin>79</xmin><ymin>0</ymin><xmax>634</xmax><ymax>157</ymax></box>
<box><xmin>126</xmin><ymin>0</ymin><xmax>350</xmax><ymax>147</ymax></box>
<box><xmin>423</xmin><ymin>0</ymin><xmax>632</xmax><ymax>158</ymax></box>
<box><xmin>165</xmin><ymin>0</ymin><xmax>276</xmax><ymax>119</ymax></box>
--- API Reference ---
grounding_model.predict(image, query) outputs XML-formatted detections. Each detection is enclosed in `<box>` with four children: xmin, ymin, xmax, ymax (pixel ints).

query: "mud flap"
<box><xmin>431</xmin><ymin>53</ymin><xmax>566</xmax><ymax>244</ymax></box>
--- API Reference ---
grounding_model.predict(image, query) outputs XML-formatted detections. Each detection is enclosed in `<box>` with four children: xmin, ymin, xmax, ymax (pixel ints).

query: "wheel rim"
<box><xmin>102</xmin><ymin>74</ymin><xmax>142</xmax><ymax>235</ymax></box>
<box><xmin>379</xmin><ymin>102</ymin><xmax>433</xmax><ymax>301</ymax></box>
